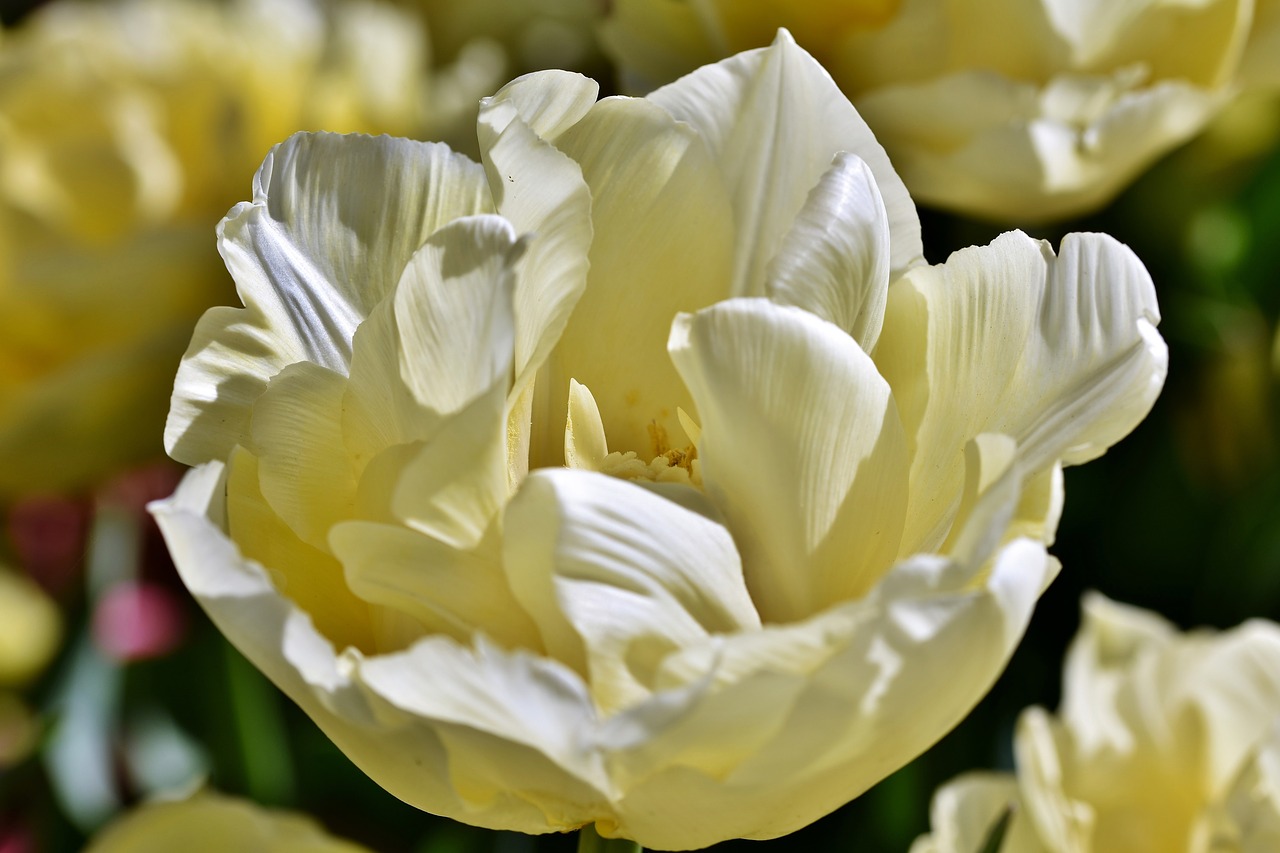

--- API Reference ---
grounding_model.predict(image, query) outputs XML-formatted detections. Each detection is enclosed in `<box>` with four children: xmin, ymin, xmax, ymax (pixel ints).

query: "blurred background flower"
<box><xmin>83</xmin><ymin>790</ymin><xmax>372</xmax><ymax>852</ymax></box>
<box><xmin>601</xmin><ymin>0</ymin><xmax>1280</xmax><ymax>222</ymax></box>
<box><xmin>913</xmin><ymin>594</ymin><xmax>1280</xmax><ymax>852</ymax></box>
<box><xmin>0</xmin><ymin>0</ymin><xmax>507</xmax><ymax>502</ymax></box>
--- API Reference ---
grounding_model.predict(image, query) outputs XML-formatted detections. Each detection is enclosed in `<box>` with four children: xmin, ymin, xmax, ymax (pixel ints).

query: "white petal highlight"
<box><xmin>765</xmin><ymin>152</ymin><xmax>891</xmax><ymax>352</ymax></box>
<box><xmin>648</xmin><ymin>29</ymin><xmax>923</xmax><ymax>288</ymax></box>
<box><xmin>671</xmin><ymin>298</ymin><xmax>909</xmax><ymax>622</ymax></box>
<box><xmin>166</xmin><ymin>133</ymin><xmax>493</xmax><ymax>466</ymax></box>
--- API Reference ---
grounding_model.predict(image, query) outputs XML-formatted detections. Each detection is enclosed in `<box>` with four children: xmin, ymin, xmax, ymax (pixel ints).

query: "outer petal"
<box><xmin>670</xmin><ymin>298</ymin><xmax>909</xmax><ymax>623</ymax></box>
<box><xmin>166</xmin><ymin>133</ymin><xmax>493</xmax><ymax>466</ymax></box>
<box><xmin>875</xmin><ymin>230</ymin><xmax>1166</xmax><ymax>554</ymax></box>
<box><xmin>601</xmin><ymin>530</ymin><xmax>1050</xmax><ymax>848</ymax></box>
<box><xmin>765</xmin><ymin>152</ymin><xmax>891</xmax><ymax>351</ymax></box>
<box><xmin>151</xmin><ymin>463</ymin><xmax>613</xmax><ymax>836</ymax></box>
<box><xmin>648</xmin><ymin>29</ymin><xmax>923</xmax><ymax>287</ymax></box>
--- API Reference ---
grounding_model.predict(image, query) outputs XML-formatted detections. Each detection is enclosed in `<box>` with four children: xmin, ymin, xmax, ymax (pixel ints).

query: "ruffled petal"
<box><xmin>765</xmin><ymin>152</ymin><xmax>891</xmax><ymax>351</ymax></box>
<box><xmin>648</xmin><ymin>29</ymin><xmax>922</xmax><ymax>287</ymax></box>
<box><xmin>670</xmin><ymin>298</ymin><xmax>908</xmax><ymax>622</ymax></box>
<box><xmin>166</xmin><ymin>133</ymin><xmax>493</xmax><ymax>465</ymax></box>
<box><xmin>875</xmin><ymin>230</ymin><xmax>1166</xmax><ymax>554</ymax></box>
<box><xmin>151</xmin><ymin>462</ymin><xmax>612</xmax><ymax>836</ymax></box>
<box><xmin>502</xmin><ymin>468</ymin><xmax>758</xmax><ymax>712</ymax></box>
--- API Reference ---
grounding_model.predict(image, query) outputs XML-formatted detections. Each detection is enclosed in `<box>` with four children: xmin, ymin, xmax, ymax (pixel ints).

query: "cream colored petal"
<box><xmin>648</xmin><ymin>30</ymin><xmax>923</xmax><ymax>285</ymax></box>
<box><xmin>151</xmin><ymin>462</ymin><xmax>611</xmax><ymax>836</ymax></box>
<box><xmin>1040</xmin><ymin>0</ymin><xmax>1249</xmax><ymax>87</ymax></box>
<box><xmin>912</xmin><ymin>772</ymin><xmax>1047</xmax><ymax>853</ymax></box>
<box><xmin>166</xmin><ymin>132</ymin><xmax>493</xmax><ymax>466</ymax></box>
<box><xmin>765</xmin><ymin>152</ymin><xmax>891</xmax><ymax>351</ymax></box>
<box><xmin>249</xmin><ymin>362</ymin><xmax>354</xmax><ymax>553</ymax></box>
<box><xmin>341</xmin><ymin>214</ymin><xmax>520</xmax><ymax>471</ymax></box>
<box><xmin>855</xmin><ymin>72</ymin><xmax>1221</xmax><ymax>222</ymax></box>
<box><xmin>393</xmin><ymin>216</ymin><xmax>521</xmax><ymax>415</ymax></box>
<box><xmin>225</xmin><ymin>448</ymin><xmax>374</xmax><ymax>655</ymax></box>
<box><xmin>388</xmin><ymin>381</ymin><xmax>512</xmax><ymax>552</ymax></box>
<box><xmin>670</xmin><ymin>298</ymin><xmax>909</xmax><ymax>623</ymax></box>
<box><xmin>546</xmin><ymin>96</ymin><xmax>735</xmax><ymax>461</ymax></box>
<box><xmin>875</xmin><ymin>230</ymin><xmax>1166</xmax><ymax>554</ymax></box>
<box><xmin>1014</xmin><ymin>707</ymin><xmax>1094</xmax><ymax>853</ymax></box>
<box><xmin>85</xmin><ymin>791</ymin><xmax>371</xmax><ymax>853</ymax></box>
<box><xmin>479</xmin><ymin>69</ymin><xmax>599</xmax><ymax>143</ymax></box>
<box><xmin>330</xmin><ymin>520</ymin><xmax>541</xmax><ymax>651</ymax></box>
<box><xmin>476</xmin><ymin>96</ymin><xmax>592</xmax><ymax>397</ymax></box>
<box><xmin>601</xmin><ymin>533</ymin><xmax>1050</xmax><ymax>848</ymax></box>
<box><xmin>565</xmin><ymin>379</ymin><xmax>608</xmax><ymax>471</ymax></box>
<box><xmin>502</xmin><ymin>468</ymin><xmax>758</xmax><ymax>713</ymax></box>
<box><xmin>1224</xmin><ymin>724</ymin><xmax>1280</xmax><ymax>853</ymax></box>
<box><xmin>1065</xmin><ymin>595</ymin><xmax>1280</xmax><ymax>795</ymax></box>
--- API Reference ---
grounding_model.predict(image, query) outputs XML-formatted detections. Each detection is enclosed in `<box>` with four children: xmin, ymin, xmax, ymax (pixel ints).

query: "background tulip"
<box><xmin>601</xmin><ymin>0</ymin><xmax>1280</xmax><ymax>223</ymax></box>
<box><xmin>913</xmin><ymin>594</ymin><xmax>1280</xmax><ymax>853</ymax></box>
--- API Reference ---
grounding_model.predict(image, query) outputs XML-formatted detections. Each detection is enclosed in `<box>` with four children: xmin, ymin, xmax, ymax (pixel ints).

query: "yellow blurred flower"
<box><xmin>0</xmin><ymin>567</ymin><xmax>60</xmax><ymax>686</ymax></box>
<box><xmin>153</xmin><ymin>33</ymin><xmax>1166</xmax><ymax>849</ymax></box>
<box><xmin>85</xmin><ymin>791</ymin><xmax>371</xmax><ymax>853</ymax></box>
<box><xmin>414</xmin><ymin>0</ymin><xmax>604</xmax><ymax>76</ymax></box>
<box><xmin>0</xmin><ymin>0</ymin><xmax>502</xmax><ymax>498</ymax></box>
<box><xmin>602</xmin><ymin>0</ymin><xmax>1280</xmax><ymax>222</ymax></box>
<box><xmin>913</xmin><ymin>595</ymin><xmax>1280</xmax><ymax>853</ymax></box>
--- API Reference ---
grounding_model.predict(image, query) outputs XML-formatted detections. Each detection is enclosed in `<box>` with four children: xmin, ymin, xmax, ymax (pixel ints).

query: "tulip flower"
<box><xmin>0</xmin><ymin>0</ymin><xmax>501</xmax><ymax>498</ymax></box>
<box><xmin>85</xmin><ymin>792</ymin><xmax>370</xmax><ymax>852</ymax></box>
<box><xmin>153</xmin><ymin>32</ymin><xmax>1167</xmax><ymax>849</ymax></box>
<box><xmin>913</xmin><ymin>595</ymin><xmax>1280</xmax><ymax>853</ymax></box>
<box><xmin>601</xmin><ymin>0</ymin><xmax>1280</xmax><ymax>222</ymax></box>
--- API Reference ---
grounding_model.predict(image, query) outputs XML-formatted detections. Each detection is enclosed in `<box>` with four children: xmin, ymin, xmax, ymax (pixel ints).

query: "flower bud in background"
<box><xmin>84</xmin><ymin>791</ymin><xmax>371</xmax><ymax>853</ymax></box>
<box><xmin>0</xmin><ymin>0</ymin><xmax>504</xmax><ymax>499</ymax></box>
<box><xmin>153</xmin><ymin>32</ymin><xmax>1166</xmax><ymax>849</ymax></box>
<box><xmin>601</xmin><ymin>0</ymin><xmax>1280</xmax><ymax>223</ymax></box>
<box><xmin>913</xmin><ymin>594</ymin><xmax>1280</xmax><ymax>853</ymax></box>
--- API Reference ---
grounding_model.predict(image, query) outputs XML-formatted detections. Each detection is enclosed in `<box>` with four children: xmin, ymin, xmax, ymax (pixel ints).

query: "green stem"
<box><xmin>577</xmin><ymin>824</ymin><xmax>642</xmax><ymax>853</ymax></box>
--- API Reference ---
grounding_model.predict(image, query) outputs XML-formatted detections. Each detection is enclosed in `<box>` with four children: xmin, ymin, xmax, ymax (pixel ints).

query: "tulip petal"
<box><xmin>875</xmin><ymin>230</ymin><xmax>1166</xmax><ymax>554</ymax></box>
<box><xmin>670</xmin><ymin>298</ymin><xmax>909</xmax><ymax>623</ymax></box>
<box><xmin>225</xmin><ymin>448</ymin><xmax>374</xmax><ymax>654</ymax></box>
<box><xmin>910</xmin><ymin>772</ymin><xmax>1046</xmax><ymax>853</ymax></box>
<box><xmin>249</xmin><ymin>361</ymin><xmax>355</xmax><ymax>553</ymax></box>
<box><xmin>478</xmin><ymin>70</ymin><xmax>599</xmax><ymax>143</ymax></box>
<box><xmin>601</xmin><ymin>531</ymin><xmax>1049</xmax><ymax>848</ymax></box>
<box><xmin>341</xmin><ymin>215</ymin><xmax>520</xmax><ymax>472</ymax></box>
<box><xmin>547</xmin><ymin>96</ymin><xmax>735</xmax><ymax>461</ymax></box>
<box><xmin>565</xmin><ymin>379</ymin><xmax>608</xmax><ymax>471</ymax></box>
<box><xmin>166</xmin><ymin>133</ymin><xmax>493</xmax><ymax>466</ymax></box>
<box><xmin>765</xmin><ymin>152</ymin><xmax>891</xmax><ymax>351</ymax></box>
<box><xmin>152</xmin><ymin>463</ymin><xmax>612</xmax><ymax>835</ymax></box>
<box><xmin>503</xmin><ymin>468</ymin><xmax>759</xmax><ymax>712</ymax></box>
<box><xmin>477</xmin><ymin>96</ymin><xmax>592</xmax><ymax>396</ymax></box>
<box><xmin>648</xmin><ymin>29</ymin><xmax>922</xmax><ymax>290</ymax></box>
<box><xmin>330</xmin><ymin>520</ymin><xmax>541</xmax><ymax>651</ymax></box>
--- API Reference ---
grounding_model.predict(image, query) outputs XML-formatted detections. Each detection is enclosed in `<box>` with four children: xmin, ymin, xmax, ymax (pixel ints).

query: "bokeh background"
<box><xmin>3</xmin><ymin>0</ymin><xmax>1280</xmax><ymax>850</ymax></box>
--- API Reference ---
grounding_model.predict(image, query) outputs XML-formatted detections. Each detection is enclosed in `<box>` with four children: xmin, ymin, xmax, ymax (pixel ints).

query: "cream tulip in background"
<box><xmin>602</xmin><ymin>0</ymin><xmax>1280</xmax><ymax>222</ymax></box>
<box><xmin>153</xmin><ymin>33</ymin><xmax>1167</xmax><ymax>849</ymax></box>
<box><xmin>85</xmin><ymin>791</ymin><xmax>371</xmax><ymax>853</ymax></box>
<box><xmin>0</xmin><ymin>0</ymin><xmax>503</xmax><ymax>499</ymax></box>
<box><xmin>912</xmin><ymin>594</ymin><xmax>1280</xmax><ymax>853</ymax></box>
